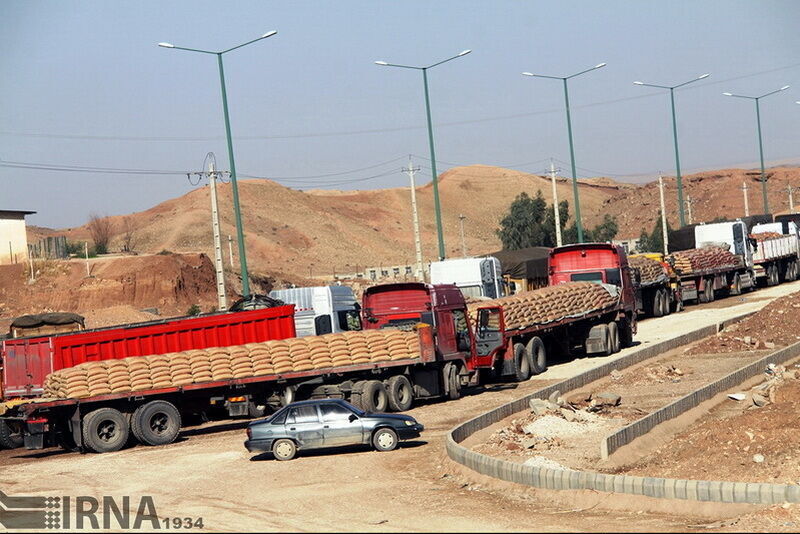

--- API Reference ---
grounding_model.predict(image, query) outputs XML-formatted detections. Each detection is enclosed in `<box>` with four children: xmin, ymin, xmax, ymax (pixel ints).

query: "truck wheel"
<box><xmin>730</xmin><ymin>273</ymin><xmax>742</xmax><ymax>296</ymax></box>
<box><xmin>447</xmin><ymin>364</ymin><xmax>462</xmax><ymax>400</ymax></box>
<box><xmin>372</xmin><ymin>427</ymin><xmax>399</xmax><ymax>452</ymax></box>
<box><xmin>650</xmin><ymin>292</ymin><xmax>663</xmax><ymax>317</ymax></box>
<box><xmin>512</xmin><ymin>343</ymin><xmax>531</xmax><ymax>382</ymax></box>
<box><xmin>272</xmin><ymin>438</ymin><xmax>297</xmax><ymax>461</ymax></box>
<box><xmin>661</xmin><ymin>289</ymin><xmax>671</xmax><ymax>316</ymax></box>
<box><xmin>600</xmin><ymin>325</ymin><xmax>614</xmax><ymax>356</ymax></box>
<box><xmin>280</xmin><ymin>386</ymin><xmax>296</xmax><ymax>407</ymax></box>
<box><xmin>131</xmin><ymin>400</ymin><xmax>181</xmax><ymax>446</ymax></box>
<box><xmin>699</xmin><ymin>279</ymin><xmax>714</xmax><ymax>303</ymax></box>
<box><xmin>0</xmin><ymin>420</ymin><xmax>23</xmax><ymax>449</ymax></box>
<box><xmin>767</xmin><ymin>265</ymin><xmax>778</xmax><ymax>286</ymax></box>
<box><xmin>672</xmin><ymin>294</ymin><xmax>684</xmax><ymax>313</ymax></box>
<box><xmin>387</xmin><ymin>375</ymin><xmax>414</xmax><ymax>411</ymax></box>
<box><xmin>608</xmin><ymin>322</ymin><xmax>620</xmax><ymax>354</ymax></box>
<box><xmin>619</xmin><ymin>318</ymin><xmax>634</xmax><ymax>348</ymax></box>
<box><xmin>527</xmin><ymin>337</ymin><xmax>547</xmax><ymax>375</ymax></box>
<box><xmin>360</xmin><ymin>380</ymin><xmax>389</xmax><ymax>413</ymax></box>
<box><xmin>82</xmin><ymin>408</ymin><xmax>130</xmax><ymax>453</ymax></box>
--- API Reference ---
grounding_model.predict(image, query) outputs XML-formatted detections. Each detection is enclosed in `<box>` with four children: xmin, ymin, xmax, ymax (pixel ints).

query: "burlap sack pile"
<box><xmin>667</xmin><ymin>246</ymin><xmax>740</xmax><ymax>275</ymax></box>
<box><xmin>467</xmin><ymin>282</ymin><xmax>619</xmax><ymax>331</ymax></box>
<box><xmin>43</xmin><ymin>329</ymin><xmax>420</xmax><ymax>399</ymax></box>
<box><xmin>629</xmin><ymin>255</ymin><xmax>668</xmax><ymax>285</ymax></box>
<box><xmin>750</xmin><ymin>232</ymin><xmax>783</xmax><ymax>242</ymax></box>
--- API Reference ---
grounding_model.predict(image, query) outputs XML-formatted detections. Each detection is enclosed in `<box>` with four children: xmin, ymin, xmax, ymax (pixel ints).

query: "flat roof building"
<box><xmin>0</xmin><ymin>210</ymin><xmax>36</xmax><ymax>264</ymax></box>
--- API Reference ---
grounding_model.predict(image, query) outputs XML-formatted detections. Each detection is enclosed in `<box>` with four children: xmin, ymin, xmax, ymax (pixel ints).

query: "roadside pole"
<box><xmin>403</xmin><ymin>157</ymin><xmax>425</xmax><ymax>282</ymax></box>
<box><xmin>686</xmin><ymin>196</ymin><xmax>695</xmax><ymax>225</ymax></box>
<box><xmin>658</xmin><ymin>175</ymin><xmax>669</xmax><ymax>255</ymax></box>
<box><xmin>742</xmin><ymin>181</ymin><xmax>750</xmax><ymax>217</ymax></box>
<box><xmin>458</xmin><ymin>214</ymin><xmax>467</xmax><ymax>257</ymax></box>
<box><xmin>228</xmin><ymin>236</ymin><xmax>234</xmax><ymax>268</ymax></box>
<box><xmin>548</xmin><ymin>159</ymin><xmax>563</xmax><ymax>247</ymax></box>
<box><xmin>84</xmin><ymin>242</ymin><xmax>90</xmax><ymax>277</ymax></box>
<box><xmin>206</xmin><ymin>154</ymin><xmax>228</xmax><ymax>311</ymax></box>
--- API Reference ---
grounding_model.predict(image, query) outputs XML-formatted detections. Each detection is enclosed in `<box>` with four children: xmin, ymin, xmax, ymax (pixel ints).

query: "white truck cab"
<box><xmin>269</xmin><ymin>286</ymin><xmax>361</xmax><ymax>337</ymax></box>
<box><xmin>429</xmin><ymin>257</ymin><xmax>505</xmax><ymax>299</ymax></box>
<box><xmin>694</xmin><ymin>220</ymin><xmax>754</xmax><ymax>268</ymax></box>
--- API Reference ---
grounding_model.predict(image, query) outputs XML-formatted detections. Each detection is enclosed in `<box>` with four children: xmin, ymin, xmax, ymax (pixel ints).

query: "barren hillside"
<box><xmin>34</xmin><ymin>165</ymin><xmax>800</xmax><ymax>283</ymax></box>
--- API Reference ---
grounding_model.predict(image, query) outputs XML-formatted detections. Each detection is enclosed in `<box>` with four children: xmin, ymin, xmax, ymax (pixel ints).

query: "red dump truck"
<box><xmin>2</xmin><ymin>281</ymin><xmax>636</xmax><ymax>454</ymax></box>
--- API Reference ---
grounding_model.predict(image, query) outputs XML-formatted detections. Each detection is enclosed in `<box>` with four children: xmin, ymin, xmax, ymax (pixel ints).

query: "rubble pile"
<box><xmin>727</xmin><ymin>363</ymin><xmax>800</xmax><ymax>409</ymax></box>
<box><xmin>628</xmin><ymin>255</ymin><xmax>669</xmax><ymax>286</ymax></box>
<box><xmin>667</xmin><ymin>246</ymin><xmax>741</xmax><ymax>275</ymax></box>
<box><xmin>467</xmin><ymin>282</ymin><xmax>619</xmax><ymax>331</ymax></box>
<box><xmin>43</xmin><ymin>329</ymin><xmax>421</xmax><ymax>399</ymax></box>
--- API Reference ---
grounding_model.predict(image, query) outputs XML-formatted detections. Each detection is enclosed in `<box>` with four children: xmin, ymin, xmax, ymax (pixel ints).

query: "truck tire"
<box><xmin>619</xmin><ymin>318</ymin><xmax>634</xmax><ymax>348</ymax></box>
<box><xmin>386</xmin><ymin>375</ymin><xmax>414</xmax><ymax>411</ymax></box>
<box><xmin>512</xmin><ymin>343</ymin><xmax>531</xmax><ymax>382</ymax></box>
<box><xmin>767</xmin><ymin>265</ymin><xmax>778</xmax><ymax>286</ymax></box>
<box><xmin>0</xmin><ymin>420</ymin><xmax>23</xmax><ymax>449</ymax></box>
<box><xmin>82</xmin><ymin>407</ymin><xmax>130</xmax><ymax>453</ymax></box>
<box><xmin>372</xmin><ymin>427</ymin><xmax>399</xmax><ymax>452</ymax></box>
<box><xmin>608</xmin><ymin>322</ymin><xmax>620</xmax><ymax>354</ymax></box>
<box><xmin>131</xmin><ymin>400</ymin><xmax>181</xmax><ymax>446</ymax></box>
<box><xmin>650</xmin><ymin>291</ymin><xmax>663</xmax><ymax>317</ymax></box>
<box><xmin>730</xmin><ymin>273</ymin><xmax>742</xmax><ymax>296</ymax></box>
<box><xmin>601</xmin><ymin>324</ymin><xmax>613</xmax><ymax>356</ymax></box>
<box><xmin>699</xmin><ymin>279</ymin><xmax>714</xmax><ymax>303</ymax></box>
<box><xmin>272</xmin><ymin>438</ymin><xmax>297</xmax><ymax>461</ymax></box>
<box><xmin>661</xmin><ymin>289</ymin><xmax>671</xmax><ymax>316</ymax></box>
<box><xmin>447</xmin><ymin>364</ymin><xmax>462</xmax><ymax>400</ymax></box>
<box><xmin>526</xmin><ymin>337</ymin><xmax>547</xmax><ymax>375</ymax></box>
<box><xmin>280</xmin><ymin>386</ymin><xmax>296</xmax><ymax>407</ymax></box>
<box><xmin>360</xmin><ymin>380</ymin><xmax>389</xmax><ymax>413</ymax></box>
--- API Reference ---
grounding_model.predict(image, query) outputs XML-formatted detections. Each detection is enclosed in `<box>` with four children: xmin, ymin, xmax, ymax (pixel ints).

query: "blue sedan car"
<box><xmin>245</xmin><ymin>398</ymin><xmax>424</xmax><ymax>461</ymax></box>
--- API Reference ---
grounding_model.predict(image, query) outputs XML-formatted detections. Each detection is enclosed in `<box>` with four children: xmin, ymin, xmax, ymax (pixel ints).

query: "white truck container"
<box><xmin>750</xmin><ymin>222</ymin><xmax>800</xmax><ymax>285</ymax></box>
<box><xmin>429</xmin><ymin>257</ymin><xmax>504</xmax><ymax>299</ymax></box>
<box><xmin>269</xmin><ymin>286</ymin><xmax>361</xmax><ymax>337</ymax></box>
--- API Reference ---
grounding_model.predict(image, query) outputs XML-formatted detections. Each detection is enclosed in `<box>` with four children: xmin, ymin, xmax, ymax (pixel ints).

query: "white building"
<box><xmin>0</xmin><ymin>210</ymin><xmax>36</xmax><ymax>264</ymax></box>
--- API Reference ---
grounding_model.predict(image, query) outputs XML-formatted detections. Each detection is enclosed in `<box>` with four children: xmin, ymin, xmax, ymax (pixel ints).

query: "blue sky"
<box><xmin>1</xmin><ymin>0</ymin><xmax>799</xmax><ymax>227</ymax></box>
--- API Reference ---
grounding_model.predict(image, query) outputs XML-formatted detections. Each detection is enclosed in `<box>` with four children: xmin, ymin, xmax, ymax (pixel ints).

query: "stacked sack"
<box><xmin>667</xmin><ymin>246</ymin><xmax>740</xmax><ymax>275</ymax></box>
<box><xmin>628</xmin><ymin>255</ymin><xmax>668</xmax><ymax>286</ymax></box>
<box><xmin>467</xmin><ymin>282</ymin><xmax>619</xmax><ymax>332</ymax></box>
<box><xmin>43</xmin><ymin>329</ymin><xmax>421</xmax><ymax>399</ymax></box>
<box><xmin>750</xmin><ymin>232</ymin><xmax>783</xmax><ymax>242</ymax></box>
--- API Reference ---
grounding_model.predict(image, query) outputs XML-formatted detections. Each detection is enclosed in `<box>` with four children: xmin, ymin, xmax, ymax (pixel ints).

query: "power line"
<box><xmin>3</xmin><ymin>62</ymin><xmax>798</xmax><ymax>143</ymax></box>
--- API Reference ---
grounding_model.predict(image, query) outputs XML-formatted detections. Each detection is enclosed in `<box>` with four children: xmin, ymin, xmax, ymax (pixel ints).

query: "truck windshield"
<box><xmin>459</xmin><ymin>285</ymin><xmax>484</xmax><ymax>299</ymax></box>
<box><xmin>570</xmin><ymin>272</ymin><xmax>604</xmax><ymax>283</ymax></box>
<box><xmin>338</xmin><ymin>310</ymin><xmax>362</xmax><ymax>331</ymax></box>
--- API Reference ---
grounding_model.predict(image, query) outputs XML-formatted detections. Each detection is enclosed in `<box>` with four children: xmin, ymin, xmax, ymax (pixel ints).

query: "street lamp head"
<box><xmin>458</xmin><ymin>49</ymin><xmax>472</xmax><ymax>57</ymax></box>
<box><xmin>723</xmin><ymin>92</ymin><xmax>733</xmax><ymax>96</ymax></box>
<box><xmin>522</xmin><ymin>72</ymin><xmax>534</xmax><ymax>77</ymax></box>
<box><xmin>633</xmin><ymin>81</ymin><xmax>644</xmax><ymax>85</ymax></box>
<box><xmin>374</xmin><ymin>61</ymin><xmax>388</xmax><ymax>66</ymax></box>
<box><xmin>698</xmin><ymin>73</ymin><xmax>710</xmax><ymax>80</ymax></box>
<box><xmin>158</xmin><ymin>42</ymin><xmax>175</xmax><ymax>48</ymax></box>
<box><xmin>594</xmin><ymin>62</ymin><xmax>607</xmax><ymax>69</ymax></box>
<box><xmin>261</xmin><ymin>30</ymin><xmax>277</xmax><ymax>38</ymax></box>
<box><xmin>780</xmin><ymin>85</ymin><xmax>790</xmax><ymax>91</ymax></box>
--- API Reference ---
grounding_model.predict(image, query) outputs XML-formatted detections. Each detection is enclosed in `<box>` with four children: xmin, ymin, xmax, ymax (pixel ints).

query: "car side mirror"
<box><xmin>348</xmin><ymin>414</ymin><xmax>358</xmax><ymax>423</ymax></box>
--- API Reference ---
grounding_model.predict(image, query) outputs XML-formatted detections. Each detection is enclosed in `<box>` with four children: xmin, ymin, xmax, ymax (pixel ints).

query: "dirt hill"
<box><xmin>32</xmin><ymin>165</ymin><xmax>800</xmax><ymax>284</ymax></box>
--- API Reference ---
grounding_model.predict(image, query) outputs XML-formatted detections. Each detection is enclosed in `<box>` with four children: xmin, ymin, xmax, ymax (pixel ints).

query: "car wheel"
<box><xmin>386</xmin><ymin>375</ymin><xmax>414</xmax><ymax>412</ymax></box>
<box><xmin>272</xmin><ymin>438</ymin><xmax>297</xmax><ymax>461</ymax></box>
<box><xmin>131</xmin><ymin>400</ymin><xmax>181</xmax><ymax>446</ymax></box>
<box><xmin>372</xmin><ymin>427</ymin><xmax>398</xmax><ymax>452</ymax></box>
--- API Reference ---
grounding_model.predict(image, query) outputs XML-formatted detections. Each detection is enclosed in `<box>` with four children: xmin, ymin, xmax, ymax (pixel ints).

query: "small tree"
<box><xmin>496</xmin><ymin>191</ymin><xmax>548</xmax><ymax>250</ymax></box>
<box><xmin>121</xmin><ymin>216</ymin><xmax>137</xmax><ymax>253</ymax></box>
<box><xmin>186</xmin><ymin>304</ymin><xmax>201</xmax><ymax>316</ymax></box>
<box><xmin>87</xmin><ymin>214</ymin><xmax>113</xmax><ymax>255</ymax></box>
<box><xmin>637</xmin><ymin>211</ymin><xmax>673</xmax><ymax>253</ymax></box>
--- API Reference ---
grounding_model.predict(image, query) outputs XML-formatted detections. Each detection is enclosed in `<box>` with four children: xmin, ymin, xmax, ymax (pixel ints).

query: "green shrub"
<box><xmin>186</xmin><ymin>304</ymin><xmax>201</xmax><ymax>316</ymax></box>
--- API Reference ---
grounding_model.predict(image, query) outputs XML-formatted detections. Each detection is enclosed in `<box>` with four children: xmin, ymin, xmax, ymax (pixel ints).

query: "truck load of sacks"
<box><xmin>467</xmin><ymin>281</ymin><xmax>620</xmax><ymax>332</ymax></box>
<box><xmin>667</xmin><ymin>246</ymin><xmax>740</xmax><ymax>275</ymax></box>
<box><xmin>628</xmin><ymin>255</ymin><xmax>669</xmax><ymax>286</ymax></box>
<box><xmin>43</xmin><ymin>329</ymin><xmax>421</xmax><ymax>399</ymax></box>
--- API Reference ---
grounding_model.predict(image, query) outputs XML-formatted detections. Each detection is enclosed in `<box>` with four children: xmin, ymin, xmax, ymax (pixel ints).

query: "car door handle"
<box><xmin>289</xmin><ymin>427</ymin><xmax>296</xmax><ymax>431</ymax></box>
<box><xmin>323</xmin><ymin>425</ymin><xmax>330</xmax><ymax>428</ymax></box>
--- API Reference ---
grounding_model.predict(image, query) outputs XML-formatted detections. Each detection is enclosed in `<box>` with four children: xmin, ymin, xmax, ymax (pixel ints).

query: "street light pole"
<box><xmin>376</xmin><ymin>50</ymin><xmax>472</xmax><ymax>260</ymax></box>
<box><xmin>523</xmin><ymin>63</ymin><xmax>606</xmax><ymax>243</ymax></box>
<box><xmin>158</xmin><ymin>31</ymin><xmax>278</xmax><ymax>297</ymax></box>
<box><xmin>723</xmin><ymin>85</ymin><xmax>790</xmax><ymax>215</ymax></box>
<box><xmin>633</xmin><ymin>73</ymin><xmax>710</xmax><ymax>227</ymax></box>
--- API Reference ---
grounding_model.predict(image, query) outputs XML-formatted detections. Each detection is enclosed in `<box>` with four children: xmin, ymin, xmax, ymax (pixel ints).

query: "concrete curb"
<box><xmin>446</xmin><ymin>310</ymin><xmax>800</xmax><ymax>504</ymax></box>
<box><xmin>602</xmin><ymin>339</ymin><xmax>800</xmax><ymax>459</ymax></box>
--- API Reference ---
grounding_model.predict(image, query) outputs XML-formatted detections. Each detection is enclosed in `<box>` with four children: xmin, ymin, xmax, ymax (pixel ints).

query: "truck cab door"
<box><xmin>474</xmin><ymin>307</ymin><xmax>504</xmax><ymax>358</ymax></box>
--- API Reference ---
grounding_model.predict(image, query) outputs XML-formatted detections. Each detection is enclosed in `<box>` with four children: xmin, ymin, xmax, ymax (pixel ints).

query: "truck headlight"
<box><xmin>404</xmin><ymin>420</ymin><xmax>415</xmax><ymax>426</ymax></box>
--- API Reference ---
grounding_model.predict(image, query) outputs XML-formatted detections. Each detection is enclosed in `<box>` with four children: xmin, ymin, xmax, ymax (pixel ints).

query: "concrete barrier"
<box><xmin>446</xmin><ymin>310</ymin><xmax>800</xmax><ymax>504</ymax></box>
<box><xmin>601</xmin><ymin>339</ymin><xmax>800</xmax><ymax>458</ymax></box>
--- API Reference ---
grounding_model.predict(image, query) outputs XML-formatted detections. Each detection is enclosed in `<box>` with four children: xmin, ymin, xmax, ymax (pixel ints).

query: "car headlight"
<box><xmin>404</xmin><ymin>420</ymin><xmax>415</xmax><ymax>426</ymax></box>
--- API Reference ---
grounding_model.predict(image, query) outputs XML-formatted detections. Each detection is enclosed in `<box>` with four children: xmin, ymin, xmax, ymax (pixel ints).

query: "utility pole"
<box><xmin>548</xmin><ymin>159</ymin><xmax>563</xmax><ymax>247</ymax></box>
<box><xmin>227</xmin><ymin>236</ymin><xmax>234</xmax><ymax>268</ymax></box>
<box><xmin>458</xmin><ymin>214</ymin><xmax>467</xmax><ymax>257</ymax></box>
<box><xmin>741</xmin><ymin>181</ymin><xmax>750</xmax><ymax>217</ymax></box>
<box><xmin>193</xmin><ymin>153</ymin><xmax>228</xmax><ymax>311</ymax></box>
<box><xmin>685</xmin><ymin>196</ymin><xmax>696</xmax><ymax>225</ymax></box>
<box><xmin>786</xmin><ymin>186</ymin><xmax>796</xmax><ymax>212</ymax></box>
<box><xmin>84</xmin><ymin>242</ymin><xmax>91</xmax><ymax>277</ymax></box>
<box><xmin>658</xmin><ymin>175</ymin><xmax>669</xmax><ymax>255</ymax></box>
<box><xmin>402</xmin><ymin>157</ymin><xmax>425</xmax><ymax>281</ymax></box>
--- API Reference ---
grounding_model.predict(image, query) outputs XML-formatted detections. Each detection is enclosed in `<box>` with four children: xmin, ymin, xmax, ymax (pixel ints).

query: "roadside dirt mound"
<box><xmin>687</xmin><ymin>290</ymin><xmax>800</xmax><ymax>354</ymax></box>
<box><xmin>0</xmin><ymin>253</ymin><xmax>220</xmax><ymax>332</ymax></box>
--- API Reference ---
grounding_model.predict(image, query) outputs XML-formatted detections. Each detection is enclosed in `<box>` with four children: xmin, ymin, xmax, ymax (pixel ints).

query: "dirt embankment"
<box><xmin>0</xmin><ymin>253</ymin><xmax>221</xmax><ymax>330</ymax></box>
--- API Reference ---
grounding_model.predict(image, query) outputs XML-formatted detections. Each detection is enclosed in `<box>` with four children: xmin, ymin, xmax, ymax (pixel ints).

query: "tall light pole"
<box><xmin>375</xmin><ymin>49</ymin><xmax>472</xmax><ymax>260</ymax></box>
<box><xmin>158</xmin><ymin>31</ymin><xmax>278</xmax><ymax>297</ymax></box>
<box><xmin>723</xmin><ymin>85</ymin><xmax>790</xmax><ymax>215</ymax></box>
<box><xmin>522</xmin><ymin>63</ymin><xmax>606</xmax><ymax>244</ymax></box>
<box><xmin>633</xmin><ymin>73</ymin><xmax>710</xmax><ymax>227</ymax></box>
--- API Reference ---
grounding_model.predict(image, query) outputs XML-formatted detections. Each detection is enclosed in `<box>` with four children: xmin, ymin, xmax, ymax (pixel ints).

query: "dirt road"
<box><xmin>3</xmin><ymin>282</ymin><xmax>799</xmax><ymax>532</ymax></box>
